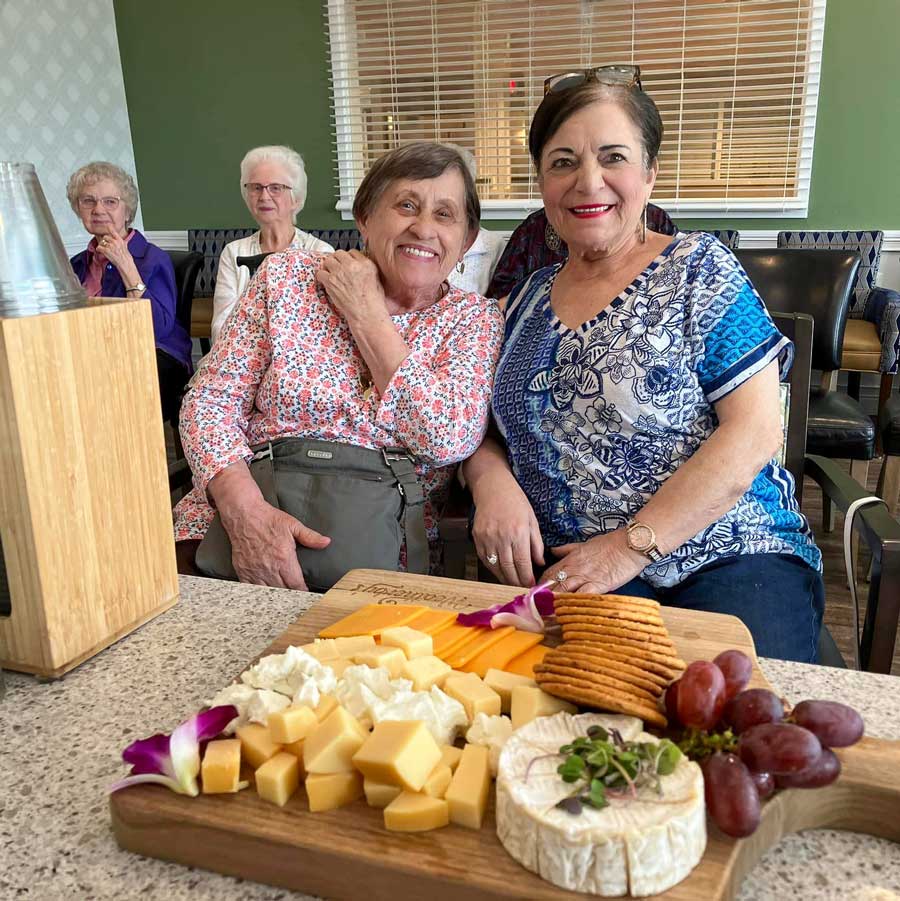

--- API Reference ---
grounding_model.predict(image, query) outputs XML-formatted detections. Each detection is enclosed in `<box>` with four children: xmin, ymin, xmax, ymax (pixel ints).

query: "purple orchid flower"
<box><xmin>108</xmin><ymin>705</ymin><xmax>237</xmax><ymax>796</ymax></box>
<box><xmin>457</xmin><ymin>583</ymin><xmax>556</xmax><ymax>633</ymax></box>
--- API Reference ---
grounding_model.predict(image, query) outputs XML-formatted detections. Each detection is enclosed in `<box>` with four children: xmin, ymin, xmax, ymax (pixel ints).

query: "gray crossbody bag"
<box><xmin>194</xmin><ymin>438</ymin><xmax>429</xmax><ymax>591</ymax></box>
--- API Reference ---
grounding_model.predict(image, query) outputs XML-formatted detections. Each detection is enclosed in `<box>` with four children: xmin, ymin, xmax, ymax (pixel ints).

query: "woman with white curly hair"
<box><xmin>211</xmin><ymin>145</ymin><xmax>334</xmax><ymax>344</ymax></box>
<box><xmin>67</xmin><ymin>161</ymin><xmax>192</xmax><ymax>422</ymax></box>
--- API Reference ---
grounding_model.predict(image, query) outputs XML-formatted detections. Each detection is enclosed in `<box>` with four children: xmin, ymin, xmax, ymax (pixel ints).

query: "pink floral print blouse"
<box><xmin>173</xmin><ymin>249</ymin><xmax>503</xmax><ymax>569</ymax></box>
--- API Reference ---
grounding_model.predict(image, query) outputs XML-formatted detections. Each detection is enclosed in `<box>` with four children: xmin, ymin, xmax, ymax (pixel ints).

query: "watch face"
<box><xmin>629</xmin><ymin>522</ymin><xmax>654</xmax><ymax>551</ymax></box>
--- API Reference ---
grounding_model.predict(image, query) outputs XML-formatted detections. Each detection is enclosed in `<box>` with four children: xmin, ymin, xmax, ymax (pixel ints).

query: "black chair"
<box><xmin>236</xmin><ymin>252</ymin><xmax>271</xmax><ymax>279</ymax></box>
<box><xmin>735</xmin><ymin>248</ymin><xmax>875</xmax><ymax>530</ymax></box>
<box><xmin>165</xmin><ymin>250</ymin><xmax>202</xmax><ymax>460</ymax></box>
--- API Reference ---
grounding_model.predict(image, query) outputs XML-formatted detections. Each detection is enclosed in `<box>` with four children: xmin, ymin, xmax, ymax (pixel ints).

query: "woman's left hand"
<box><xmin>315</xmin><ymin>250</ymin><xmax>387</xmax><ymax>323</ymax></box>
<box><xmin>542</xmin><ymin>529</ymin><xmax>646</xmax><ymax>594</ymax></box>
<box><xmin>97</xmin><ymin>232</ymin><xmax>134</xmax><ymax>273</ymax></box>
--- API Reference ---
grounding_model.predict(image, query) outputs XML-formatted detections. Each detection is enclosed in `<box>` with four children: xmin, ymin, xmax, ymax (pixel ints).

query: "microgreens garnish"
<box><xmin>675</xmin><ymin>726</ymin><xmax>738</xmax><ymax>761</ymax></box>
<box><xmin>553</xmin><ymin>726</ymin><xmax>682</xmax><ymax>815</ymax></box>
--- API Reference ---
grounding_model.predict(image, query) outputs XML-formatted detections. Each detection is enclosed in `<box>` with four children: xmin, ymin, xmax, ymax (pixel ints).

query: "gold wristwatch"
<box><xmin>625</xmin><ymin>519</ymin><xmax>663</xmax><ymax>562</ymax></box>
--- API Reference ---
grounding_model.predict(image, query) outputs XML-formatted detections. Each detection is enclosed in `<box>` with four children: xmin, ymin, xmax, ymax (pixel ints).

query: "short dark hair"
<box><xmin>528</xmin><ymin>83</ymin><xmax>663</xmax><ymax>170</ymax></box>
<box><xmin>352</xmin><ymin>142</ymin><xmax>481</xmax><ymax>234</ymax></box>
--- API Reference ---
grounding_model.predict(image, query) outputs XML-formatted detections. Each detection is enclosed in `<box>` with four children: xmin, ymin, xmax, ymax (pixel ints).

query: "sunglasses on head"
<box><xmin>543</xmin><ymin>64</ymin><xmax>642</xmax><ymax>96</ymax></box>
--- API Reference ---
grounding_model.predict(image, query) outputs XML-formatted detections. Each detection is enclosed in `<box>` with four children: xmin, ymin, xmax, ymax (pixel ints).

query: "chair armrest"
<box><xmin>804</xmin><ymin>453</ymin><xmax>900</xmax><ymax>672</ymax></box>
<box><xmin>864</xmin><ymin>287</ymin><xmax>900</xmax><ymax>374</ymax></box>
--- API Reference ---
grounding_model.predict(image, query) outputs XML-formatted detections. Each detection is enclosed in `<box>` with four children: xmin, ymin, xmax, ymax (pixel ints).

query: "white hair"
<box><xmin>239</xmin><ymin>145</ymin><xmax>308</xmax><ymax>222</ymax></box>
<box><xmin>442</xmin><ymin>143</ymin><xmax>477</xmax><ymax>180</ymax></box>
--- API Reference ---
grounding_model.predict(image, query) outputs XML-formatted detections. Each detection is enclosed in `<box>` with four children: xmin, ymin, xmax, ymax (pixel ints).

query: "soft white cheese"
<box><xmin>246</xmin><ymin>689</ymin><xmax>291</xmax><ymax>725</ymax></box>
<box><xmin>240</xmin><ymin>645</ymin><xmax>337</xmax><ymax>698</ymax></box>
<box><xmin>335</xmin><ymin>664</ymin><xmax>413</xmax><ymax>719</ymax></box>
<box><xmin>368</xmin><ymin>685</ymin><xmax>467</xmax><ymax>745</ymax></box>
<box><xmin>466</xmin><ymin>713</ymin><xmax>513</xmax><ymax>776</ymax></box>
<box><xmin>496</xmin><ymin>712</ymin><xmax>706</xmax><ymax>898</ymax></box>
<box><xmin>205</xmin><ymin>683</ymin><xmax>257</xmax><ymax>734</ymax></box>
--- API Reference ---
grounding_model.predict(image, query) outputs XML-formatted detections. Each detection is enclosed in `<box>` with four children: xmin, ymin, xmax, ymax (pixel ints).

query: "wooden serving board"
<box><xmin>110</xmin><ymin>570</ymin><xmax>900</xmax><ymax>900</ymax></box>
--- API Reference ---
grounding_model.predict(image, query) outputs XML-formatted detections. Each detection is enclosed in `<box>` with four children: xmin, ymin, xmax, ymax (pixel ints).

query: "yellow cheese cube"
<box><xmin>363</xmin><ymin>778</ymin><xmax>403</xmax><ymax>809</ymax></box>
<box><xmin>510</xmin><ymin>685</ymin><xmax>578</xmax><ymax>730</ymax></box>
<box><xmin>352</xmin><ymin>646</ymin><xmax>406</xmax><ymax>678</ymax></box>
<box><xmin>300</xmin><ymin>639</ymin><xmax>340</xmax><ymax>661</ymax></box>
<box><xmin>380</xmin><ymin>626</ymin><xmax>433</xmax><ymax>658</ymax></box>
<box><xmin>352</xmin><ymin>720</ymin><xmax>442</xmax><ymax>791</ymax></box>
<box><xmin>484</xmin><ymin>668</ymin><xmax>538</xmax><ymax>714</ymax></box>
<box><xmin>304</xmin><ymin>706</ymin><xmax>368</xmax><ymax>774</ymax></box>
<box><xmin>327</xmin><ymin>657</ymin><xmax>355</xmax><ymax>678</ymax></box>
<box><xmin>268</xmin><ymin>705</ymin><xmax>319</xmax><ymax>744</ymax></box>
<box><xmin>421</xmin><ymin>763</ymin><xmax>452</xmax><ymax>799</ymax></box>
<box><xmin>439</xmin><ymin>745</ymin><xmax>463</xmax><ymax>772</ymax></box>
<box><xmin>334</xmin><ymin>635</ymin><xmax>377</xmax><ymax>657</ymax></box>
<box><xmin>383</xmin><ymin>792</ymin><xmax>449</xmax><ymax>832</ymax></box>
<box><xmin>281</xmin><ymin>739</ymin><xmax>307</xmax><ymax>776</ymax></box>
<box><xmin>443</xmin><ymin>673</ymin><xmax>502</xmax><ymax>723</ymax></box>
<box><xmin>400</xmin><ymin>655</ymin><xmax>452</xmax><ymax>692</ymax></box>
<box><xmin>315</xmin><ymin>694</ymin><xmax>339</xmax><ymax>722</ymax></box>
<box><xmin>235</xmin><ymin>723</ymin><xmax>283</xmax><ymax>769</ymax></box>
<box><xmin>306</xmin><ymin>770</ymin><xmax>364</xmax><ymax>812</ymax></box>
<box><xmin>255</xmin><ymin>751</ymin><xmax>300</xmax><ymax>807</ymax></box>
<box><xmin>201</xmin><ymin>739</ymin><xmax>242</xmax><ymax>794</ymax></box>
<box><xmin>445</xmin><ymin>743</ymin><xmax>491</xmax><ymax>829</ymax></box>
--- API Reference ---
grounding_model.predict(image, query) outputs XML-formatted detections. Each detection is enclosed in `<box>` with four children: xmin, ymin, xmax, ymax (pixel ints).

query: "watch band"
<box><xmin>626</xmin><ymin>519</ymin><xmax>664</xmax><ymax>563</ymax></box>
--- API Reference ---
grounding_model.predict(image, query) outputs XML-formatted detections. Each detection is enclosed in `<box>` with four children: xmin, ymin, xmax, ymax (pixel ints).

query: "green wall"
<box><xmin>115</xmin><ymin>0</ymin><xmax>900</xmax><ymax>233</ymax></box>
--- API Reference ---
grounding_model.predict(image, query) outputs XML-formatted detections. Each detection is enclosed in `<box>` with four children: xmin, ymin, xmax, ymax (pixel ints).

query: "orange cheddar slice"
<box><xmin>443</xmin><ymin>626</ymin><xmax>515</xmax><ymax>670</ymax></box>
<box><xmin>504</xmin><ymin>644</ymin><xmax>549</xmax><ymax>678</ymax></box>
<box><xmin>405</xmin><ymin>608</ymin><xmax>459</xmax><ymax>636</ymax></box>
<box><xmin>461</xmin><ymin>630</ymin><xmax>545</xmax><ymax>678</ymax></box>
<box><xmin>432</xmin><ymin>623</ymin><xmax>480</xmax><ymax>659</ymax></box>
<box><xmin>319</xmin><ymin>604</ymin><xmax>427</xmax><ymax>639</ymax></box>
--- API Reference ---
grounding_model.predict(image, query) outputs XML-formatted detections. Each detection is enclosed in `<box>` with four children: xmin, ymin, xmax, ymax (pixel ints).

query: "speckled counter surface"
<box><xmin>1</xmin><ymin>575</ymin><xmax>898</xmax><ymax>901</ymax></box>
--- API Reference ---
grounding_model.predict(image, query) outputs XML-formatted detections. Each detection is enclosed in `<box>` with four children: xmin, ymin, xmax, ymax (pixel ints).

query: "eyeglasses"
<box><xmin>543</xmin><ymin>64</ymin><xmax>642</xmax><ymax>96</ymax></box>
<box><xmin>243</xmin><ymin>182</ymin><xmax>293</xmax><ymax>198</ymax></box>
<box><xmin>78</xmin><ymin>195</ymin><xmax>121</xmax><ymax>211</ymax></box>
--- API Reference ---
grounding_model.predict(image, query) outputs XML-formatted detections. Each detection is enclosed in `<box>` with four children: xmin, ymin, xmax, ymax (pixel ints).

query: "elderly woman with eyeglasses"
<box><xmin>463</xmin><ymin>66</ymin><xmax>824</xmax><ymax>663</ymax></box>
<box><xmin>67</xmin><ymin>161</ymin><xmax>192</xmax><ymax>421</ymax></box>
<box><xmin>210</xmin><ymin>145</ymin><xmax>334</xmax><ymax>344</ymax></box>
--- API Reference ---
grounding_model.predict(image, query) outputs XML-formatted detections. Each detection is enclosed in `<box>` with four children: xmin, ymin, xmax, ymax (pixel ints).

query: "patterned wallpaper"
<box><xmin>0</xmin><ymin>0</ymin><xmax>142</xmax><ymax>255</ymax></box>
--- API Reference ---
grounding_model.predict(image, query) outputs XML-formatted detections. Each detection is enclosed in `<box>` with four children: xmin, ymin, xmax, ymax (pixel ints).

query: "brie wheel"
<box><xmin>496</xmin><ymin>712</ymin><xmax>706</xmax><ymax>897</ymax></box>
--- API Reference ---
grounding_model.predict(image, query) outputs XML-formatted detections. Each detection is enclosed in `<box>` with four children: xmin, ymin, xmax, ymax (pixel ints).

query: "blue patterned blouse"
<box><xmin>492</xmin><ymin>231</ymin><xmax>821</xmax><ymax>588</ymax></box>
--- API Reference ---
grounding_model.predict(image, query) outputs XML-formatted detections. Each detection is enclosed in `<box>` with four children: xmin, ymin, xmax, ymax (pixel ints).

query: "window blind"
<box><xmin>326</xmin><ymin>0</ymin><xmax>825</xmax><ymax>217</ymax></box>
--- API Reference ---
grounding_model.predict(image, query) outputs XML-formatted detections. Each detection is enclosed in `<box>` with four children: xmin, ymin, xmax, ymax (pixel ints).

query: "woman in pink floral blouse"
<box><xmin>174</xmin><ymin>142</ymin><xmax>503</xmax><ymax>589</ymax></box>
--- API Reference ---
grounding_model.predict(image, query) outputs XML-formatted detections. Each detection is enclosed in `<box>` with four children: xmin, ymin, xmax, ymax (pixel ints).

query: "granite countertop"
<box><xmin>1</xmin><ymin>575</ymin><xmax>898</xmax><ymax>900</ymax></box>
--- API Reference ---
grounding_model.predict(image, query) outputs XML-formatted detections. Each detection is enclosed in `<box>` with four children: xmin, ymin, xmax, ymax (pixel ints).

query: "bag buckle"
<box><xmin>251</xmin><ymin>443</ymin><xmax>274</xmax><ymax>462</ymax></box>
<box><xmin>382</xmin><ymin>447</ymin><xmax>414</xmax><ymax>466</ymax></box>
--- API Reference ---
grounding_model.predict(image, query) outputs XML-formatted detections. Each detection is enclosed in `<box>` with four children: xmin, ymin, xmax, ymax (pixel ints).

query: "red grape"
<box><xmin>677</xmin><ymin>661</ymin><xmax>726</xmax><ymax>730</ymax></box>
<box><xmin>775</xmin><ymin>748</ymin><xmax>841</xmax><ymax>789</ymax></box>
<box><xmin>713</xmin><ymin>649</ymin><xmax>752</xmax><ymax>700</ymax></box>
<box><xmin>703</xmin><ymin>752</ymin><xmax>761</xmax><ymax>837</ymax></box>
<box><xmin>739</xmin><ymin>723</ymin><xmax>822</xmax><ymax>774</ymax></box>
<box><xmin>722</xmin><ymin>688</ymin><xmax>785</xmax><ymax>734</ymax></box>
<box><xmin>665</xmin><ymin>680</ymin><xmax>681</xmax><ymax>724</ymax></box>
<box><xmin>791</xmin><ymin>700</ymin><xmax>864</xmax><ymax>748</ymax></box>
<box><xmin>750</xmin><ymin>770</ymin><xmax>776</xmax><ymax>800</ymax></box>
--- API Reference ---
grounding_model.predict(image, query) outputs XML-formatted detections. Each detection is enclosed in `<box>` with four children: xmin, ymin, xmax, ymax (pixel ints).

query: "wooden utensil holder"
<box><xmin>0</xmin><ymin>298</ymin><xmax>178</xmax><ymax>677</ymax></box>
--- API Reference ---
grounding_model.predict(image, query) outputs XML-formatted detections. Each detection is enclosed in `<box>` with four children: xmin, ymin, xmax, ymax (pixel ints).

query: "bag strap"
<box><xmin>382</xmin><ymin>448</ymin><xmax>430</xmax><ymax>575</ymax></box>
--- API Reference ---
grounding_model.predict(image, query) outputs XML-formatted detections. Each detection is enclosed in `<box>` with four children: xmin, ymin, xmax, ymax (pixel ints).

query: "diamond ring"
<box><xmin>486</xmin><ymin>553</ymin><xmax>499</xmax><ymax>566</ymax></box>
<box><xmin>555</xmin><ymin>570</ymin><xmax>568</xmax><ymax>583</ymax></box>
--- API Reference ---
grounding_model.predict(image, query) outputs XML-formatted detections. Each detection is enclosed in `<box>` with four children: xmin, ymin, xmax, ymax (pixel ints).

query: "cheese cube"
<box><xmin>352</xmin><ymin>646</ymin><xmax>406</xmax><ymax>678</ymax></box>
<box><xmin>439</xmin><ymin>745</ymin><xmax>463</xmax><ymax>772</ymax></box>
<box><xmin>304</xmin><ymin>706</ymin><xmax>368</xmax><ymax>774</ymax></box>
<box><xmin>201</xmin><ymin>739</ymin><xmax>242</xmax><ymax>794</ymax></box>
<box><xmin>301</xmin><ymin>639</ymin><xmax>340</xmax><ymax>661</ymax></box>
<box><xmin>255</xmin><ymin>751</ymin><xmax>300</xmax><ymax>807</ymax></box>
<box><xmin>281</xmin><ymin>739</ymin><xmax>307</xmax><ymax>776</ymax></box>
<box><xmin>364</xmin><ymin>778</ymin><xmax>403</xmax><ymax>809</ymax></box>
<box><xmin>268</xmin><ymin>705</ymin><xmax>319</xmax><ymax>744</ymax></box>
<box><xmin>315</xmin><ymin>694</ymin><xmax>339</xmax><ymax>722</ymax></box>
<box><xmin>327</xmin><ymin>657</ymin><xmax>354</xmax><ymax>678</ymax></box>
<box><xmin>334</xmin><ymin>635</ymin><xmax>377</xmax><ymax>657</ymax></box>
<box><xmin>484</xmin><ymin>669</ymin><xmax>538</xmax><ymax>714</ymax></box>
<box><xmin>400</xmin><ymin>655</ymin><xmax>452</xmax><ymax>692</ymax></box>
<box><xmin>383</xmin><ymin>792</ymin><xmax>449</xmax><ymax>832</ymax></box>
<box><xmin>443</xmin><ymin>673</ymin><xmax>502</xmax><ymax>723</ymax></box>
<box><xmin>381</xmin><ymin>626</ymin><xmax>433</xmax><ymax>659</ymax></box>
<box><xmin>236</xmin><ymin>723</ymin><xmax>283</xmax><ymax>769</ymax></box>
<box><xmin>445</xmin><ymin>743</ymin><xmax>491</xmax><ymax>829</ymax></box>
<box><xmin>421</xmin><ymin>763</ymin><xmax>452</xmax><ymax>799</ymax></box>
<box><xmin>306</xmin><ymin>770</ymin><xmax>364</xmax><ymax>812</ymax></box>
<box><xmin>352</xmin><ymin>720</ymin><xmax>442</xmax><ymax>791</ymax></box>
<box><xmin>510</xmin><ymin>685</ymin><xmax>578</xmax><ymax>730</ymax></box>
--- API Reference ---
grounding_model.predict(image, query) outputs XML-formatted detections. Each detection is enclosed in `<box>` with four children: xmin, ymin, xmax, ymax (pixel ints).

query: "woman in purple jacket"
<box><xmin>67</xmin><ymin>161</ymin><xmax>193</xmax><ymax>422</ymax></box>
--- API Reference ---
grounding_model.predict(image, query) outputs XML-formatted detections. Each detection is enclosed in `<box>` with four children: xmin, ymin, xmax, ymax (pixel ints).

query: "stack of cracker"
<box><xmin>534</xmin><ymin>593</ymin><xmax>685</xmax><ymax>729</ymax></box>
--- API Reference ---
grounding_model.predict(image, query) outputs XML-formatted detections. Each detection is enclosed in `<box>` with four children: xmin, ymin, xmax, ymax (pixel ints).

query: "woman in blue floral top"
<box><xmin>463</xmin><ymin>67</ymin><xmax>824</xmax><ymax>662</ymax></box>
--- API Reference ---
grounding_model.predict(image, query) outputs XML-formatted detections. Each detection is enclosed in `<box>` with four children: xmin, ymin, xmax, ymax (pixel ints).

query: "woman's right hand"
<box><xmin>471</xmin><ymin>479</ymin><xmax>545</xmax><ymax>587</ymax></box>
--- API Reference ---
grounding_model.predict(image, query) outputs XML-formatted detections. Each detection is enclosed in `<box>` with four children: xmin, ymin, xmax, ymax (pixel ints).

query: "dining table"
<box><xmin>2</xmin><ymin>574</ymin><xmax>899</xmax><ymax>900</ymax></box>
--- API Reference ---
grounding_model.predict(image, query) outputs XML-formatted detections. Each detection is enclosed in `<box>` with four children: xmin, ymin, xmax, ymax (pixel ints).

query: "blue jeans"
<box><xmin>616</xmin><ymin>554</ymin><xmax>825</xmax><ymax>664</ymax></box>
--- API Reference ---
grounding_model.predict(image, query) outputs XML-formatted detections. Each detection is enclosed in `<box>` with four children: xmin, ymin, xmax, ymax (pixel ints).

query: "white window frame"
<box><xmin>327</xmin><ymin>0</ymin><xmax>827</xmax><ymax>221</ymax></box>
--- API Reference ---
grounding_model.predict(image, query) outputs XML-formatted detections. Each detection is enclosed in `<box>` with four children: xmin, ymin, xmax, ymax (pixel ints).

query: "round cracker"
<box><xmin>562</xmin><ymin>636</ymin><xmax>685</xmax><ymax>675</ymax></box>
<box><xmin>556</xmin><ymin>613</ymin><xmax>671</xmax><ymax>636</ymax></box>
<box><xmin>546</xmin><ymin>648</ymin><xmax>667</xmax><ymax>695</ymax></box>
<box><xmin>534</xmin><ymin>661</ymin><xmax>658</xmax><ymax>704</ymax></box>
<box><xmin>558</xmin><ymin>644</ymin><xmax>674</xmax><ymax>685</ymax></box>
<box><xmin>536</xmin><ymin>678</ymin><xmax>668</xmax><ymax>729</ymax></box>
<box><xmin>561</xmin><ymin>622</ymin><xmax>677</xmax><ymax>649</ymax></box>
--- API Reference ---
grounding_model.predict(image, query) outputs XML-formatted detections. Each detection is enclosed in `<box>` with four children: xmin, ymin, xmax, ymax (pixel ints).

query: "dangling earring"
<box><xmin>545</xmin><ymin>221</ymin><xmax>562</xmax><ymax>252</ymax></box>
<box><xmin>360</xmin><ymin>239</ymin><xmax>368</xmax><ymax>256</ymax></box>
<box><xmin>456</xmin><ymin>259</ymin><xmax>465</xmax><ymax>274</ymax></box>
<box><xmin>640</xmin><ymin>205</ymin><xmax>647</xmax><ymax>243</ymax></box>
